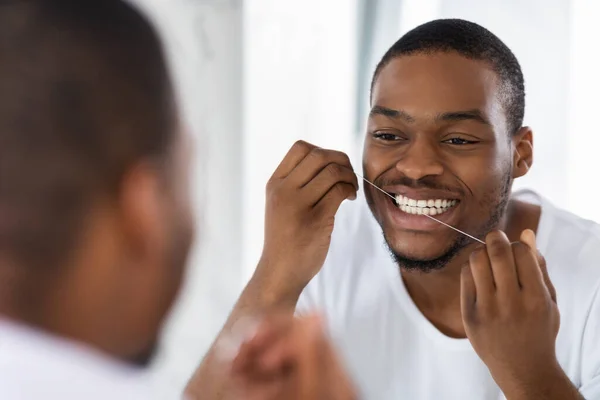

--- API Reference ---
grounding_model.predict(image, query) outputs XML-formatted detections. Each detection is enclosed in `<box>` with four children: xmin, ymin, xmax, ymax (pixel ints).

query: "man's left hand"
<box><xmin>461</xmin><ymin>229</ymin><xmax>563</xmax><ymax>395</ymax></box>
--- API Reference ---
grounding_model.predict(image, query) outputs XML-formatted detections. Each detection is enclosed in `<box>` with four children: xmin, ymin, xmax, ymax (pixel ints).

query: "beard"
<box><xmin>368</xmin><ymin>169</ymin><xmax>512</xmax><ymax>273</ymax></box>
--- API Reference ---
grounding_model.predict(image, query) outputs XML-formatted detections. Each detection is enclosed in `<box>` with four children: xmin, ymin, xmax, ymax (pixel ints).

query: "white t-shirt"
<box><xmin>0</xmin><ymin>319</ymin><xmax>180</xmax><ymax>399</ymax></box>
<box><xmin>297</xmin><ymin>190</ymin><xmax>600</xmax><ymax>400</ymax></box>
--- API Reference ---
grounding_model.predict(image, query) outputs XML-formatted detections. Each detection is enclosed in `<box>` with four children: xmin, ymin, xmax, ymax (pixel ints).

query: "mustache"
<box><xmin>374</xmin><ymin>175</ymin><xmax>465</xmax><ymax>196</ymax></box>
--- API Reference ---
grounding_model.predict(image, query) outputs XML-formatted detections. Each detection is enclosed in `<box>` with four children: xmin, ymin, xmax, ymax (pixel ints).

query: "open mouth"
<box><xmin>389</xmin><ymin>193</ymin><xmax>459</xmax><ymax>216</ymax></box>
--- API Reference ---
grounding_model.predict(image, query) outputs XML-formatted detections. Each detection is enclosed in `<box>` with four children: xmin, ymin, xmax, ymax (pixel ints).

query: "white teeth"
<box><xmin>392</xmin><ymin>194</ymin><xmax>458</xmax><ymax>216</ymax></box>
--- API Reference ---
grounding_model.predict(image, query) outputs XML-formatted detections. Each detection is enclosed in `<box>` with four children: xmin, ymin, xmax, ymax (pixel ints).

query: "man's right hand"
<box><xmin>230</xmin><ymin>314</ymin><xmax>358</xmax><ymax>400</ymax></box>
<box><xmin>254</xmin><ymin>140</ymin><xmax>358</xmax><ymax>301</ymax></box>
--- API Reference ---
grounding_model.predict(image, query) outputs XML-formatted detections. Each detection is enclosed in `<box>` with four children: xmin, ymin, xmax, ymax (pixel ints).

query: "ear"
<box><xmin>512</xmin><ymin>127</ymin><xmax>533</xmax><ymax>179</ymax></box>
<box><xmin>118</xmin><ymin>162</ymin><xmax>166</xmax><ymax>267</ymax></box>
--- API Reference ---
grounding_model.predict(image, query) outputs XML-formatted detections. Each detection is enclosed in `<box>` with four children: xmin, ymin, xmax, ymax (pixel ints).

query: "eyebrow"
<box><xmin>435</xmin><ymin>109</ymin><xmax>491</xmax><ymax>126</ymax></box>
<box><xmin>369</xmin><ymin>105</ymin><xmax>491</xmax><ymax>126</ymax></box>
<box><xmin>369</xmin><ymin>105</ymin><xmax>415</xmax><ymax>123</ymax></box>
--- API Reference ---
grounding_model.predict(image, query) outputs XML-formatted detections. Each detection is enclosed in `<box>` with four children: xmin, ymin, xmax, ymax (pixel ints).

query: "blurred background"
<box><xmin>133</xmin><ymin>0</ymin><xmax>600</xmax><ymax>393</ymax></box>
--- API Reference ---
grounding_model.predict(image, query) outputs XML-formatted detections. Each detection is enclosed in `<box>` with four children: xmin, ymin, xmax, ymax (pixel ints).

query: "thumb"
<box><xmin>520</xmin><ymin>229</ymin><xmax>536</xmax><ymax>250</ymax></box>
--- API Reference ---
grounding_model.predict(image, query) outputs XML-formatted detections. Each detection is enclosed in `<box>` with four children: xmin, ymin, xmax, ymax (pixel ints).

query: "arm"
<box><xmin>498</xmin><ymin>363</ymin><xmax>583</xmax><ymax>400</ymax></box>
<box><xmin>184</xmin><ymin>141</ymin><xmax>358</xmax><ymax>400</ymax></box>
<box><xmin>184</xmin><ymin>268</ymin><xmax>300</xmax><ymax>400</ymax></box>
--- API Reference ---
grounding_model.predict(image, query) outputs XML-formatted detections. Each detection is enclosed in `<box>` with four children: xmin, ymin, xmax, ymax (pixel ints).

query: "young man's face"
<box><xmin>363</xmin><ymin>52</ymin><xmax>527</xmax><ymax>271</ymax></box>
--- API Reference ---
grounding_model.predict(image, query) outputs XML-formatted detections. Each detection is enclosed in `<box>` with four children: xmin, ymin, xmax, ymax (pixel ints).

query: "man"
<box><xmin>189</xmin><ymin>19</ymin><xmax>600</xmax><ymax>399</ymax></box>
<box><xmin>0</xmin><ymin>1</ymin><xmax>355</xmax><ymax>399</ymax></box>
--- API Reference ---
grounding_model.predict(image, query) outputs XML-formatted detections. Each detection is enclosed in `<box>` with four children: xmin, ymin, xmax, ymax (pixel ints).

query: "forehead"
<box><xmin>371</xmin><ymin>52</ymin><xmax>503</xmax><ymax>124</ymax></box>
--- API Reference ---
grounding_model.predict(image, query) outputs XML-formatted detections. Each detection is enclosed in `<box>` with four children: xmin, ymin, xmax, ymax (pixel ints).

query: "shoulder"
<box><xmin>535</xmin><ymin>199</ymin><xmax>600</xmax><ymax>389</ymax></box>
<box><xmin>0</xmin><ymin>323</ymin><xmax>169</xmax><ymax>400</ymax></box>
<box><xmin>539</xmin><ymin>197</ymin><xmax>600</xmax><ymax>284</ymax></box>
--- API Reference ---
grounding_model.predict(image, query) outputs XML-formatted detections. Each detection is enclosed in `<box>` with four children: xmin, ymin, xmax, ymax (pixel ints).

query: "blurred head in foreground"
<box><xmin>0</xmin><ymin>0</ymin><xmax>195</xmax><ymax>366</ymax></box>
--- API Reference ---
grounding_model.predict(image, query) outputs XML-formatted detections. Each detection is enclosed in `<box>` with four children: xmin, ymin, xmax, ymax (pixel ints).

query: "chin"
<box><xmin>386</xmin><ymin>229</ymin><xmax>458</xmax><ymax>256</ymax></box>
<box><xmin>384</xmin><ymin>231</ymin><xmax>469</xmax><ymax>273</ymax></box>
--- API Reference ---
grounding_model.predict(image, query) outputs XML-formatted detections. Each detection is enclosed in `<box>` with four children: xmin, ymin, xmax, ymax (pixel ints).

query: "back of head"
<box><xmin>372</xmin><ymin>19</ymin><xmax>525</xmax><ymax>135</ymax></box>
<box><xmin>0</xmin><ymin>0</ymin><xmax>188</xmax><ymax>364</ymax></box>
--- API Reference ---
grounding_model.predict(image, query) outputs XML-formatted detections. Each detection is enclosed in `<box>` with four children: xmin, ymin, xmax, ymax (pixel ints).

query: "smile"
<box><xmin>392</xmin><ymin>194</ymin><xmax>458</xmax><ymax>216</ymax></box>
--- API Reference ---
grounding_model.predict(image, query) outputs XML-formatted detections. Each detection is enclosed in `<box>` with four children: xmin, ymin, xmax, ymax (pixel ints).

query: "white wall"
<box><xmin>567</xmin><ymin>0</ymin><xmax>600</xmax><ymax>222</ymax></box>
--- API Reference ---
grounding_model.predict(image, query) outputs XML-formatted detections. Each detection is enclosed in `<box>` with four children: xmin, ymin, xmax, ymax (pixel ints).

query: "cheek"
<box><xmin>451</xmin><ymin>146</ymin><xmax>510</xmax><ymax>190</ymax></box>
<box><xmin>362</xmin><ymin>143</ymin><xmax>395</xmax><ymax>178</ymax></box>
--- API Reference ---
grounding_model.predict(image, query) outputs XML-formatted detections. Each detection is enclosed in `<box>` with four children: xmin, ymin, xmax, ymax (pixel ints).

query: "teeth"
<box><xmin>392</xmin><ymin>194</ymin><xmax>458</xmax><ymax>216</ymax></box>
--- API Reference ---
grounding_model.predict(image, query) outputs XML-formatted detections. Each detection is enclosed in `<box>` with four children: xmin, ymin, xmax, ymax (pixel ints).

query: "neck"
<box><xmin>400</xmin><ymin>198</ymin><xmax>541</xmax><ymax>337</ymax></box>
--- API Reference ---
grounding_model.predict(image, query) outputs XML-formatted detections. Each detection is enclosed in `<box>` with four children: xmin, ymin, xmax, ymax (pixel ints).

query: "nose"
<box><xmin>394</xmin><ymin>137</ymin><xmax>444</xmax><ymax>180</ymax></box>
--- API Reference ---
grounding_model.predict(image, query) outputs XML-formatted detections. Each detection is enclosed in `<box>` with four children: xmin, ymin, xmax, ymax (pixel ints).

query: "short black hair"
<box><xmin>371</xmin><ymin>19</ymin><xmax>525</xmax><ymax>135</ymax></box>
<box><xmin>0</xmin><ymin>0</ymin><xmax>176</xmax><ymax>274</ymax></box>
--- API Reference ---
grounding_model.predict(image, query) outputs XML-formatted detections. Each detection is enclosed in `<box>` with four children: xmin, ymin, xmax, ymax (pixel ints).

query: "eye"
<box><xmin>443</xmin><ymin>137</ymin><xmax>478</xmax><ymax>145</ymax></box>
<box><xmin>373</xmin><ymin>132</ymin><xmax>404</xmax><ymax>142</ymax></box>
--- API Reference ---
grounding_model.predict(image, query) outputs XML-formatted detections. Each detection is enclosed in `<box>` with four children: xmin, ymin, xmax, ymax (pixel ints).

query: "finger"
<box><xmin>286</xmin><ymin>147</ymin><xmax>356</xmax><ymax>189</ymax></box>
<box><xmin>234</xmin><ymin>372</ymin><xmax>288</xmax><ymax>400</ymax></box>
<box><xmin>520</xmin><ymin>230</ymin><xmax>557</xmax><ymax>302</ymax></box>
<box><xmin>485</xmin><ymin>230</ymin><xmax>520</xmax><ymax>296</ymax></box>
<box><xmin>255</xmin><ymin>328</ymin><xmax>297</xmax><ymax>375</ymax></box>
<box><xmin>234</xmin><ymin>339</ymin><xmax>291</xmax><ymax>382</ymax></box>
<box><xmin>520</xmin><ymin>229</ymin><xmax>536</xmax><ymax>250</ymax></box>
<box><xmin>255</xmin><ymin>315</ymin><xmax>326</xmax><ymax>377</ymax></box>
<box><xmin>231</xmin><ymin>314</ymin><xmax>294</xmax><ymax>374</ymax></box>
<box><xmin>468</xmin><ymin>246</ymin><xmax>495</xmax><ymax>305</ymax></box>
<box><xmin>537</xmin><ymin>253</ymin><xmax>557</xmax><ymax>303</ymax></box>
<box><xmin>271</xmin><ymin>140</ymin><xmax>316</xmax><ymax>180</ymax></box>
<box><xmin>315</xmin><ymin>182</ymin><xmax>358</xmax><ymax>215</ymax></box>
<box><xmin>511</xmin><ymin>241</ymin><xmax>546</xmax><ymax>296</ymax></box>
<box><xmin>304</xmin><ymin>163</ymin><xmax>359</xmax><ymax>207</ymax></box>
<box><xmin>460</xmin><ymin>263</ymin><xmax>477</xmax><ymax>318</ymax></box>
